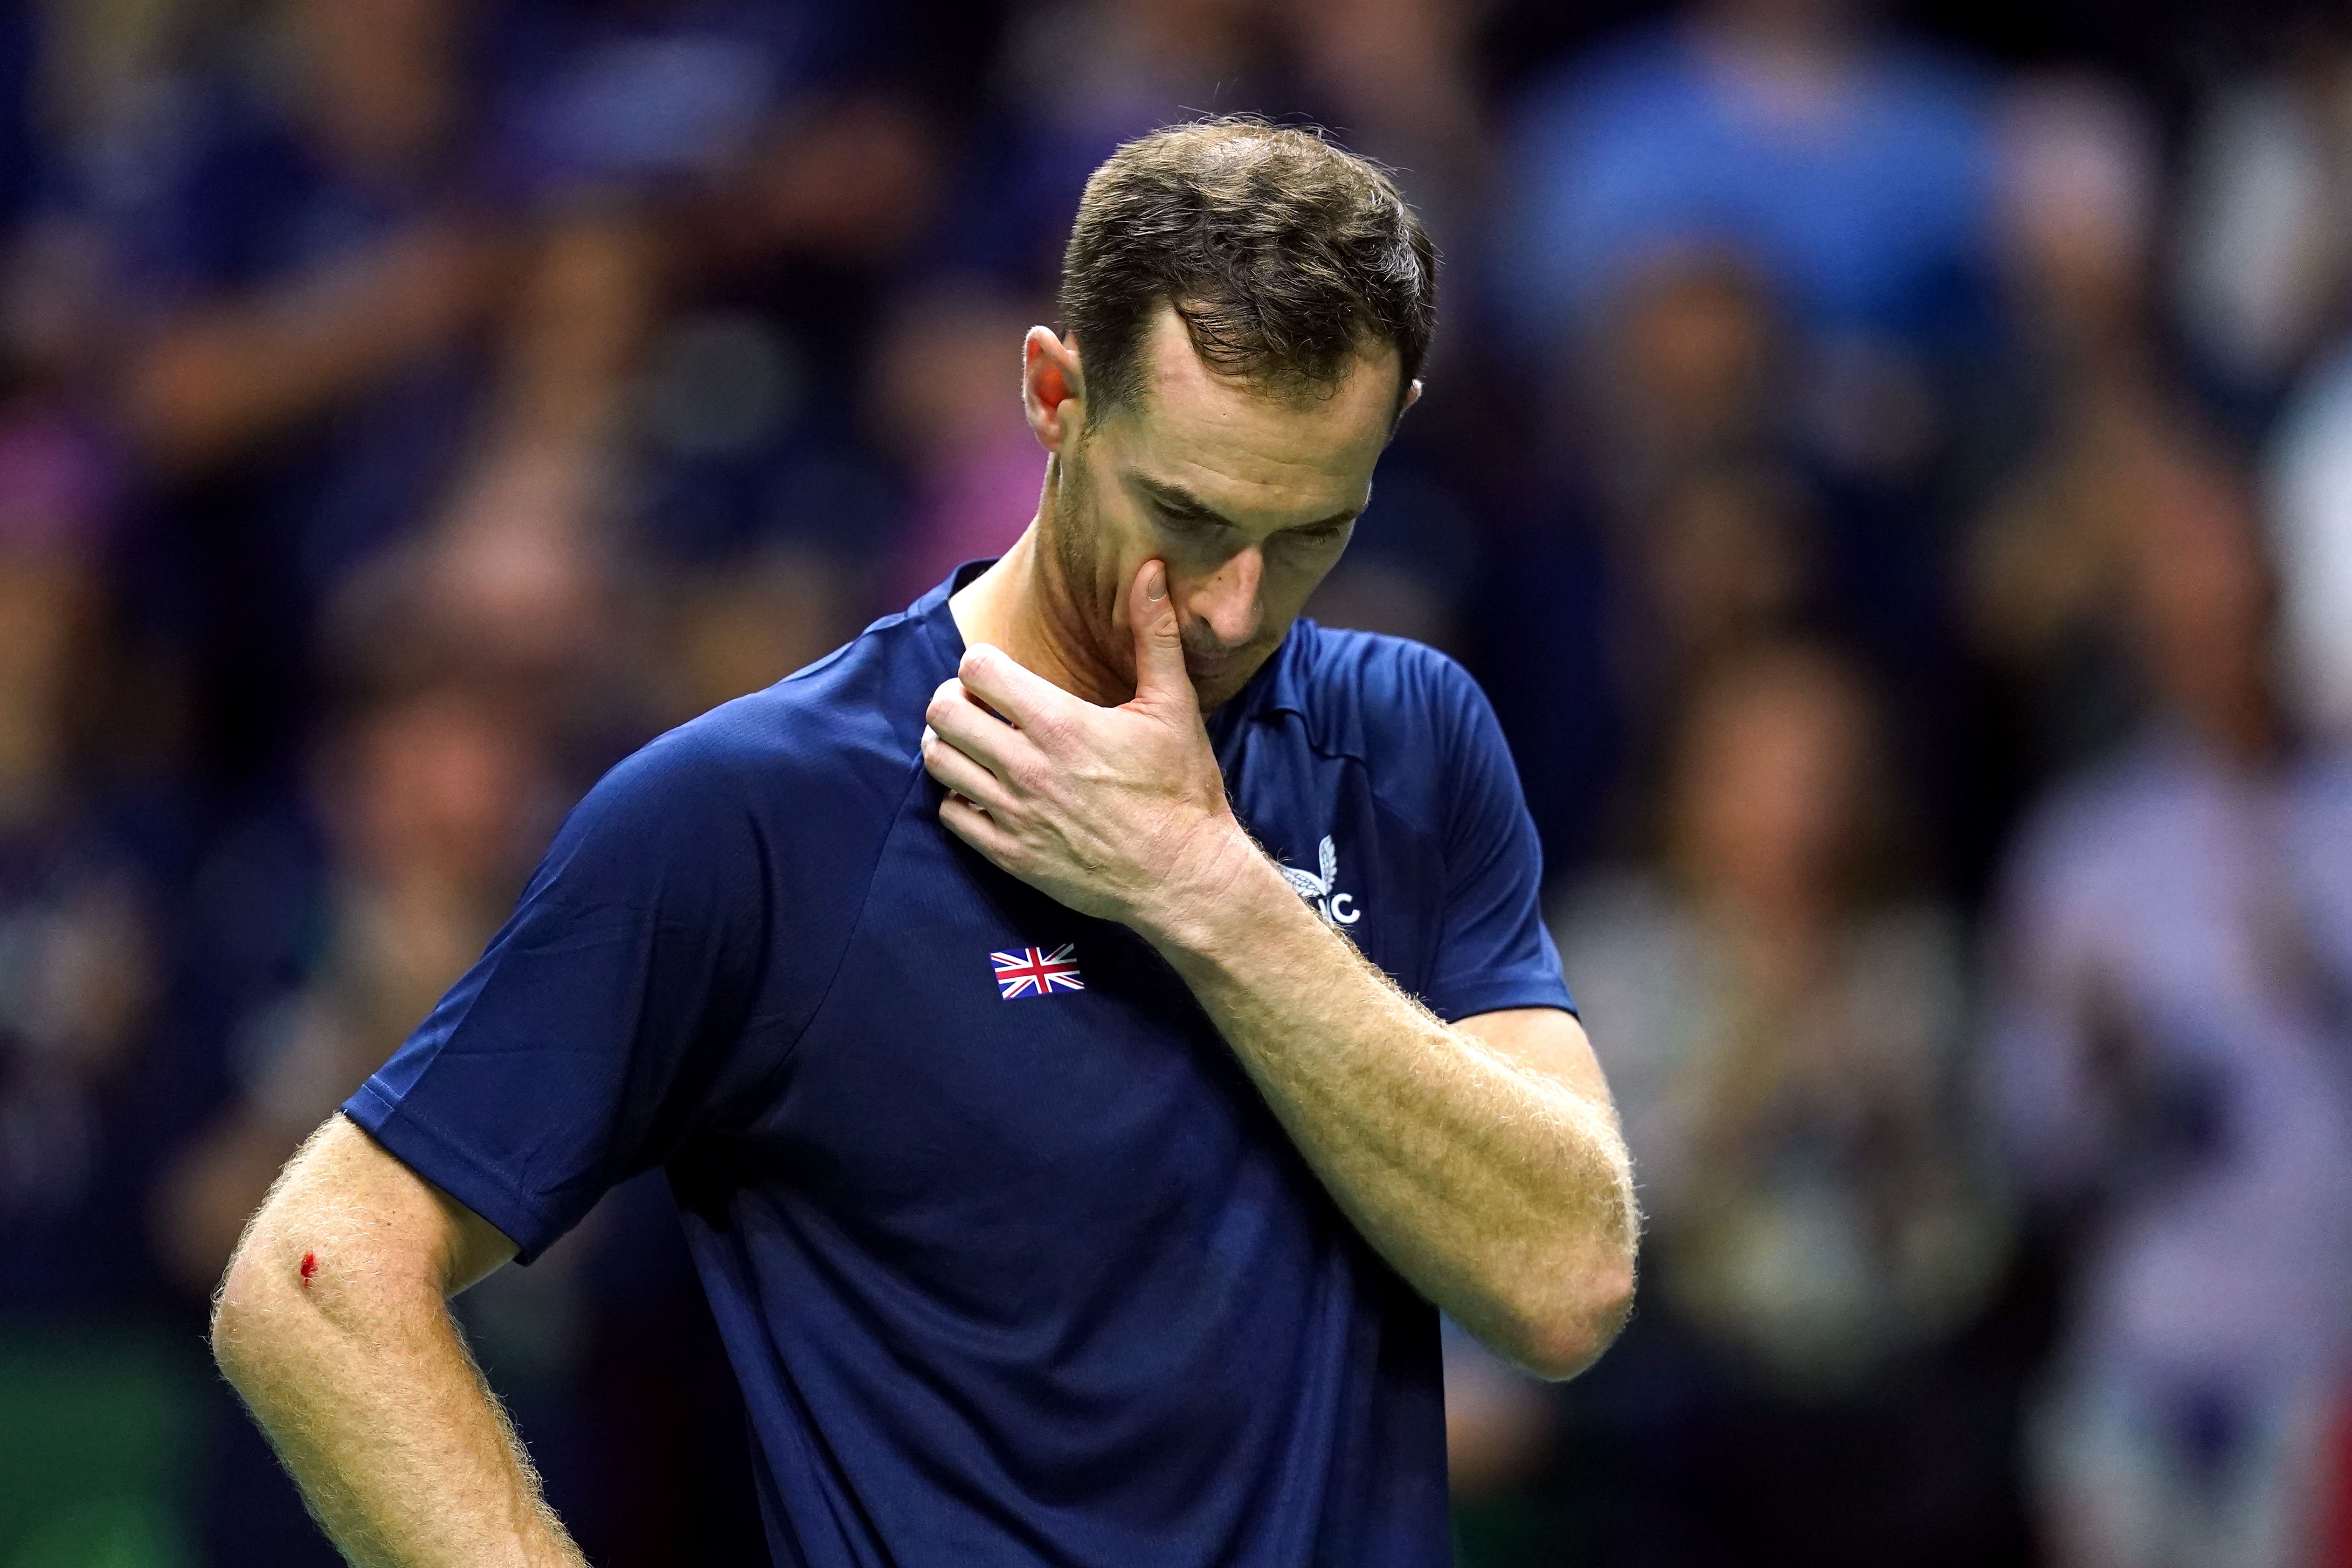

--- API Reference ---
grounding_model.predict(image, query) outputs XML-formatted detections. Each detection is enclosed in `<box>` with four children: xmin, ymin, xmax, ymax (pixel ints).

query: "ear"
<box><xmin>1024</xmin><ymin>326</ymin><xmax>1085</xmax><ymax>456</ymax></box>
<box><xmin>1384</xmin><ymin>378</ymin><xmax>1423</xmax><ymax>445</ymax></box>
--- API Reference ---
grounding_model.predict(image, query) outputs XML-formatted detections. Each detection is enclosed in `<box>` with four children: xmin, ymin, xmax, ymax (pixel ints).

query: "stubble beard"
<box><xmin>1035</xmin><ymin>445</ymin><xmax>1135</xmax><ymax>704</ymax></box>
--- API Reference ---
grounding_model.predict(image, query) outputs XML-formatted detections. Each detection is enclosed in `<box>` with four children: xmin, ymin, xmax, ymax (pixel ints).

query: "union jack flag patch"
<box><xmin>991</xmin><ymin>944</ymin><xmax>1085</xmax><ymax>999</ymax></box>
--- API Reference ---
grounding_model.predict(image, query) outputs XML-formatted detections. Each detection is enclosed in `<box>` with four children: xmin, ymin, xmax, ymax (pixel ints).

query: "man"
<box><xmin>212</xmin><ymin>118</ymin><xmax>1639</xmax><ymax>1568</ymax></box>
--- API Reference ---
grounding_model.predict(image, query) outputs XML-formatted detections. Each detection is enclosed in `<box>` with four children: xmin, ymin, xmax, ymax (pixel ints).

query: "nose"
<box><xmin>1182</xmin><ymin>545</ymin><xmax>1265</xmax><ymax>649</ymax></box>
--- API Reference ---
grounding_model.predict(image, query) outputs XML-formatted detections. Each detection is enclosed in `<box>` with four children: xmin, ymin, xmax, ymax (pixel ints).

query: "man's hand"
<box><xmin>922</xmin><ymin>559</ymin><xmax>1255</xmax><ymax>940</ymax></box>
<box><xmin>927</xmin><ymin>553</ymin><xmax>1638</xmax><ymax>1379</ymax></box>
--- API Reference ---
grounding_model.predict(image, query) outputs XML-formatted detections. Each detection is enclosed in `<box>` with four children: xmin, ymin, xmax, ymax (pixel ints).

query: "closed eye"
<box><xmin>1156</xmin><ymin>504</ymin><xmax>1229</xmax><ymax>532</ymax></box>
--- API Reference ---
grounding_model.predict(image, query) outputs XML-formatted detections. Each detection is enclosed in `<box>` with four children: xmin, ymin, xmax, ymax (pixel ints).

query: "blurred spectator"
<box><xmin>870</xmin><ymin>281</ymin><xmax>1045</xmax><ymax>608</ymax></box>
<box><xmin>105</xmin><ymin>0</ymin><xmax>516</xmax><ymax>783</ymax></box>
<box><xmin>2263</xmin><ymin>345</ymin><xmax>2352</xmax><ymax>745</ymax></box>
<box><xmin>1283</xmin><ymin>0</ymin><xmax>1493</xmax><ymax>281</ymax></box>
<box><xmin>1985</xmin><ymin>470</ymin><xmax>2352</xmax><ymax>1568</ymax></box>
<box><xmin>501</xmin><ymin>3</ymin><xmax>949</xmax><ymax>717</ymax></box>
<box><xmin>337</xmin><ymin>208</ymin><xmax>654</xmax><ymax>735</ymax></box>
<box><xmin>2174</xmin><ymin>11</ymin><xmax>2352</xmax><ymax>413</ymax></box>
<box><xmin>1963</xmin><ymin>74</ymin><xmax>2176</xmax><ymax>777</ymax></box>
<box><xmin>1502</xmin><ymin>0</ymin><xmax>1997</xmax><ymax>473</ymax></box>
<box><xmin>0</xmin><ymin>382</ymin><xmax>202</xmax><ymax>1566</ymax></box>
<box><xmin>1467</xmin><ymin>252</ymin><xmax>1792</xmax><ymax>878</ymax></box>
<box><xmin>1618</xmin><ymin>455</ymin><xmax>1814</xmax><ymax>732</ymax></box>
<box><xmin>113</xmin><ymin>0</ymin><xmax>511</xmax><ymax>482</ymax></box>
<box><xmin>157</xmin><ymin>677</ymin><xmax>551</xmax><ymax>1288</ymax></box>
<box><xmin>1992</xmin><ymin>76</ymin><xmax>2160</xmax><ymax>393</ymax></box>
<box><xmin>1572</xmin><ymin>254</ymin><xmax>1784</xmax><ymax>510</ymax></box>
<box><xmin>1498</xmin><ymin>8</ymin><xmax>1994</xmax><ymax>830</ymax></box>
<box><xmin>0</xmin><ymin>418</ymin><xmax>156</xmax><ymax>1308</ymax></box>
<box><xmin>953</xmin><ymin>0</ymin><xmax>1286</xmax><ymax>288</ymax></box>
<box><xmin>1549</xmin><ymin>640</ymin><xmax>2008</xmax><ymax>1566</ymax></box>
<box><xmin>1966</xmin><ymin>414</ymin><xmax>2237</xmax><ymax>790</ymax></box>
<box><xmin>1947</xmin><ymin>70</ymin><xmax>2198</xmax><ymax>899</ymax></box>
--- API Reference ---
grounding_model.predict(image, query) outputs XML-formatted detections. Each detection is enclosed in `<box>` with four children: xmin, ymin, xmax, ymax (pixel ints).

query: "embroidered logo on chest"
<box><xmin>1278</xmin><ymin>836</ymin><xmax>1362</xmax><ymax>927</ymax></box>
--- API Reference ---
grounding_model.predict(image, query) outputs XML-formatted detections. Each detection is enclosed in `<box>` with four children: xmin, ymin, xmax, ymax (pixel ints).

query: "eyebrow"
<box><xmin>1134</xmin><ymin>475</ymin><xmax>1363</xmax><ymax>533</ymax></box>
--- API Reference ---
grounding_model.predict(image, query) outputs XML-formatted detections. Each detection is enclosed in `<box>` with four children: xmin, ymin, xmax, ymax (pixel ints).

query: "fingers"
<box><xmin>924</xmin><ymin>677</ymin><xmax>1022</xmax><ymax>774</ymax></box>
<box><xmin>956</xmin><ymin>642</ymin><xmax>1072</xmax><ymax>728</ymax></box>
<box><xmin>1127</xmin><ymin>559</ymin><xmax>1193</xmax><ymax>710</ymax></box>
<box><xmin>920</xmin><ymin>722</ymin><xmax>1009</xmax><ymax>811</ymax></box>
<box><xmin>937</xmin><ymin>788</ymin><xmax>1016</xmax><ymax>866</ymax></box>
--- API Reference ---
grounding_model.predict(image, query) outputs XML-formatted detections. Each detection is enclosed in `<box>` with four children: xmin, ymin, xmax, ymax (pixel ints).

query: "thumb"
<box><xmin>1128</xmin><ymin>559</ymin><xmax>1192</xmax><ymax>708</ymax></box>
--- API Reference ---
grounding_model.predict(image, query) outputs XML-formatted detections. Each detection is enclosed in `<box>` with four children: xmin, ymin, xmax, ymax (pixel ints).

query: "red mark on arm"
<box><xmin>299</xmin><ymin>1251</ymin><xmax>318</xmax><ymax>1286</ymax></box>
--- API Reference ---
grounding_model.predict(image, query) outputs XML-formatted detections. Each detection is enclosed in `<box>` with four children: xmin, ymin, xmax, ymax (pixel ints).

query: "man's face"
<box><xmin>1044</xmin><ymin>306</ymin><xmax>1408</xmax><ymax>710</ymax></box>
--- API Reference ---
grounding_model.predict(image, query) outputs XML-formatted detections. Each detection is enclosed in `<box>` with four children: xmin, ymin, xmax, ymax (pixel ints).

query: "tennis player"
<box><xmin>213</xmin><ymin>117</ymin><xmax>1638</xmax><ymax>1568</ymax></box>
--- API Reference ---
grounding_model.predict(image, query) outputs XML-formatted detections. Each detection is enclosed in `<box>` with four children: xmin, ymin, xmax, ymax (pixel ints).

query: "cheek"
<box><xmin>1062</xmin><ymin>462</ymin><xmax>1159</xmax><ymax>580</ymax></box>
<box><xmin>1048</xmin><ymin>473</ymin><xmax>1114</xmax><ymax>597</ymax></box>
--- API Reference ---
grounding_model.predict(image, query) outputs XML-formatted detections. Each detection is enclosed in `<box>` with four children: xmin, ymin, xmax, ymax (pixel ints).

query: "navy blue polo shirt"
<box><xmin>346</xmin><ymin>562</ymin><xmax>1575</xmax><ymax>1567</ymax></box>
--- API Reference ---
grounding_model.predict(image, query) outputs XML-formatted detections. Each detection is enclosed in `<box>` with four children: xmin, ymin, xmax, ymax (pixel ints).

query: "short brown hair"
<box><xmin>1059</xmin><ymin>117</ymin><xmax>1437</xmax><ymax>417</ymax></box>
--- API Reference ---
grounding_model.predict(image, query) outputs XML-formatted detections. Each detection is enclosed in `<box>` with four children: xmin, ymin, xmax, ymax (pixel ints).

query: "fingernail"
<box><xmin>1146</xmin><ymin>563</ymin><xmax>1168</xmax><ymax>603</ymax></box>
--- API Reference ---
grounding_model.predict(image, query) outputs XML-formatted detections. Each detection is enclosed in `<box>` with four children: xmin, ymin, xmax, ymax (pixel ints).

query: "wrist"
<box><xmin>1131</xmin><ymin>819</ymin><xmax>1299</xmax><ymax>962</ymax></box>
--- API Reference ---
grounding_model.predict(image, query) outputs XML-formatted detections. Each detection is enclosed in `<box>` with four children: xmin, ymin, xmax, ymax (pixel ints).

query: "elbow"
<box><xmin>211</xmin><ymin>1221</ymin><xmax>302</xmax><ymax>1398</ymax></box>
<box><xmin>209</xmin><ymin>1238</ymin><xmax>269</xmax><ymax>1395</ymax></box>
<box><xmin>1496</xmin><ymin>1241</ymin><xmax>1637</xmax><ymax>1383</ymax></box>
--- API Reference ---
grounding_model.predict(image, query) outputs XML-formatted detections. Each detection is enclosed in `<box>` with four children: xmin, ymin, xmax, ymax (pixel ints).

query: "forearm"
<box><xmin>128</xmin><ymin>229</ymin><xmax>500</xmax><ymax>470</ymax></box>
<box><xmin>131</xmin><ymin>304</ymin><xmax>424</xmax><ymax>470</ymax></box>
<box><xmin>1148</xmin><ymin>840</ymin><xmax>1637</xmax><ymax>1377</ymax></box>
<box><xmin>212</xmin><ymin>1151</ymin><xmax>582</xmax><ymax>1565</ymax></box>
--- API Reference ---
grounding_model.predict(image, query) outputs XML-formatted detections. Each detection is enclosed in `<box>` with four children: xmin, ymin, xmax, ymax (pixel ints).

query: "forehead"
<box><xmin>1100</xmin><ymin>306</ymin><xmax>1400</xmax><ymax>509</ymax></box>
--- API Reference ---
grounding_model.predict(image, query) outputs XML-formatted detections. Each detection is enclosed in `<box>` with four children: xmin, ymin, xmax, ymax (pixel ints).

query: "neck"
<box><xmin>950</xmin><ymin>494</ymin><xmax>1134</xmax><ymax>709</ymax></box>
<box><xmin>1701</xmin><ymin>868</ymin><xmax>1833</xmax><ymax>936</ymax></box>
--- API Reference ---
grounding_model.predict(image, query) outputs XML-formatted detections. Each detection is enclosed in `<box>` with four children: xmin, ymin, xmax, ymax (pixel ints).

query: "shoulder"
<box><xmin>1279</xmin><ymin>622</ymin><xmax>1495</xmax><ymax>766</ymax></box>
<box><xmin>556</xmin><ymin>612</ymin><xmax>932</xmax><ymax>870</ymax></box>
<box><xmin>1273</xmin><ymin>623</ymin><xmax>1519</xmax><ymax>850</ymax></box>
<box><xmin>2020</xmin><ymin>741</ymin><xmax>2189</xmax><ymax>856</ymax></box>
<box><xmin>1994</xmin><ymin>740</ymin><xmax>2188</xmax><ymax>926</ymax></box>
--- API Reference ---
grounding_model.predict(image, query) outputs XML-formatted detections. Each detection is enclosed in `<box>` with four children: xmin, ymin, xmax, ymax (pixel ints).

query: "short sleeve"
<box><xmin>343</xmin><ymin>732</ymin><xmax>771</xmax><ymax>1262</ymax></box>
<box><xmin>1418</xmin><ymin>663</ymin><xmax>1578</xmax><ymax>1023</ymax></box>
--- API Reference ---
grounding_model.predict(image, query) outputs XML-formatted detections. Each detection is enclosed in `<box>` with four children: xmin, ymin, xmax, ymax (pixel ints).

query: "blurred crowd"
<box><xmin>2</xmin><ymin>0</ymin><xmax>2351</xmax><ymax>1565</ymax></box>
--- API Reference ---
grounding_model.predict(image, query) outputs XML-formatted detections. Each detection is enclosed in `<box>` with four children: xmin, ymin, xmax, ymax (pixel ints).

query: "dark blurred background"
<box><xmin>2</xmin><ymin>0</ymin><xmax>2351</xmax><ymax>1564</ymax></box>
